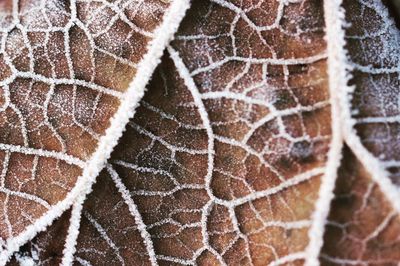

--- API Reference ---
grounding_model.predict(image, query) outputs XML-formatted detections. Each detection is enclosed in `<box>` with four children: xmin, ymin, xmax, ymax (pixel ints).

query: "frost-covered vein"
<box><xmin>268</xmin><ymin>252</ymin><xmax>306</xmax><ymax>266</ymax></box>
<box><xmin>243</xmin><ymin>101</ymin><xmax>329</xmax><ymax>143</ymax></box>
<box><xmin>61</xmin><ymin>198</ymin><xmax>85</xmax><ymax>266</ymax></box>
<box><xmin>128</xmin><ymin>122</ymin><xmax>208</xmax><ymax>155</ymax></box>
<box><xmin>90</xmin><ymin>0</ymin><xmax>154</xmax><ymax>38</ymax></box>
<box><xmin>0</xmin><ymin>143</ymin><xmax>85</xmax><ymax>167</ymax></box>
<box><xmin>216</xmin><ymin>167</ymin><xmax>324</xmax><ymax>207</ymax></box>
<box><xmin>356</xmin><ymin>115</ymin><xmax>400</xmax><ymax>124</ymax></box>
<box><xmin>214</xmin><ymin>135</ymin><xmax>286</xmax><ymax>182</ymax></box>
<box><xmin>190</xmin><ymin>53</ymin><xmax>327</xmax><ymax>76</ymax></box>
<box><xmin>2</xmin><ymin>72</ymin><xmax>124</xmax><ymax>99</ymax></box>
<box><xmin>168</xmin><ymin>46</ymin><xmax>227</xmax><ymax>266</ymax></box>
<box><xmin>83</xmin><ymin>211</ymin><xmax>125</xmax><ymax>265</ymax></box>
<box><xmin>141</xmin><ymin>101</ymin><xmax>205</xmax><ymax>130</ymax></box>
<box><xmin>106</xmin><ymin>164</ymin><xmax>157</xmax><ymax>266</ymax></box>
<box><xmin>0</xmin><ymin>187</ymin><xmax>50</xmax><ymax>209</ymax></box>
<box><xmin>304</xmin><ymin>0</ymin><xmax>345</xmax><ymax>265</ymax></box>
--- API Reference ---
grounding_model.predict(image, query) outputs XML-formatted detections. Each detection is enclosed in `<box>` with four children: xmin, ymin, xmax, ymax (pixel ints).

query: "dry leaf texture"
<box><xmin>2</xmin><ymin>0</ymin><xmax>400</xmax><ymax>265</ymax></box>
<box><xmin>0</xmin><ymin>0</ymin><xmax>189</xmax><ymax>260</ymax></box>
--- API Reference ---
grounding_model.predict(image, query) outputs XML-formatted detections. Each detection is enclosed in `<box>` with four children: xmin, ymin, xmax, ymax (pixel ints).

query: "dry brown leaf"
<box><xmin>321</xmin><ymin>147</ymin><xmax>400</xmax><ymax>265</ymax></box>
<box><xmin>2</xmin><ymin>0</ymin><xmax>400</xmax><ymax>265</ymax></box>
<box><xmin>0</xmin><ymin>0</ymin><xmax>190</xmax><ymax>261</ymax></box>
<box><xmin>319</xmin><ymin>0</ymin><xmax>400</xmax><ymax>265</ymax></box>
<box><xmin>10</xmin><ymin>45</ymin><xmax>330</xmax><ymax>264</ymax></box>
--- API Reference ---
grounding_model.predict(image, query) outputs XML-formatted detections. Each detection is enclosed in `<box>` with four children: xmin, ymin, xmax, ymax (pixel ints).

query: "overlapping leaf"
<box><xmin>320</xmin><ymin>0</ymin><xmax>400</xmax><ymax>264</ymax></box>
<box><xmin>0</xmin><ymin>0</ymin><xmax>189</xmax><ymax>261</ymax></box>
<box><xmin>321</xmin><ymin>147</ymin><xmax>400</xmax><ymax>265</ymax></box>
<box><xmin>10</xmin><ymin>43</ymin><xmax>330</xmax><ymax>263</ymax></box>
<box><xmin>342</xmin><ymin>0</ymin><xmax>400</xmax><ymax>187</ymax></box>
<box><xmin>3</xmin><ymin>0</ymin><xmax>400</xmax><ymax>265</ymax></box>
<box><xmin>9</xmin><ymin>0</ymin><xmax>332</xmax><ymax>264</ymax></box>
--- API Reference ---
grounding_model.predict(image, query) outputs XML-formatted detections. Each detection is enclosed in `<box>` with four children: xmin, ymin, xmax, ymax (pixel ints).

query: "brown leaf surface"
<box><xmin>9</xmin><ymin>0</ymin><xmax>333</xmax><ymax>258</ymax></box>
<box><xmin>0</xmin><ymin>0</ymin><xmax>172</xmax><ymax>252</ymax></box>
<box><xmin>11</xmin><ymin>43</ymin><xmax>330</xmax><ymax>264</ymax></box>
<box><xmin>318</xmin><ymin>1</ymin><xmax>400</xmax><ymax>264</ymax></box>
<box><xmin>5</xmin><ymin>0</ymin><xmax>400</xmax><ymax>265</ymax></box>
<box><xmin>344</xmin><ymin>0</ymin><xmax>400</xmax><ymax>184</ymax></box>
<box><xmin>8</xmin><ymin>210</ymin><xmax>71</xmax><ymax>265</ymax></box>
<box><xmin>111</xmin><ymin>51</ymin><xmax>329</xmax><ymax>265</ymax></box>
<box><xmin>321</xmin><ymin>147</ymin><xmax>400</xmax><ymax>265</ymax></box>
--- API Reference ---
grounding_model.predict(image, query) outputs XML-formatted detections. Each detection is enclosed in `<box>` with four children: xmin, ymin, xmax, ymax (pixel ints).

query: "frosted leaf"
<box><xmin>343</xmin><ymin>0</ymin><xmax>400</xmax><ymax>184</ymax></box>
<box><xmin>0</xmin><ymin>0</ymin><xmax>189</xmax><ymax>261</ymax></box>
<box><xmin>4</xmin><ymin>0</ymin><xmax>400</xmax><ymax>265</ymax></box>
<box><xmin>11</xmin><ymin>40</ymin><xmax>331</xmax><ymax>264</ymax></box>
<box><xmin>12</xmin><ymin>0</ymin><xmax>333</xmax><ymax>259</ymax></box>
<box><xmin>8</xmin><ymin>169</ymin><xmax>159</xmax><ymax>266</ymax></box>
<box><xmin>8</xmin><ymin>210</ymin><xmax>72</xmax><ymax>265</ymax></box>
<box><xmin>321</xmin><ymin>147</ymin><xmax>400</xmax><ymax>265</ymax></box>
<box><xmin>319</xmin><ymin>0</ymin><xmax>400</xmax><ymax>264</ymax></box>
